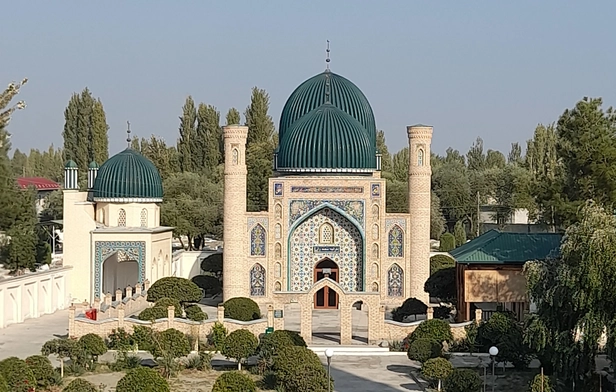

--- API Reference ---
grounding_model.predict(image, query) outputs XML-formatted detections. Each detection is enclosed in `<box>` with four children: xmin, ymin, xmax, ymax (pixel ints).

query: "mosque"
<box><xmin>61</xmin><ymin>64</ymin><xmax>433</xmax><ymax>311</ymax></box>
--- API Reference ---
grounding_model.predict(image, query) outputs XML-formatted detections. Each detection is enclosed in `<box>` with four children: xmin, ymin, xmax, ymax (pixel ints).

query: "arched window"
<box><xmin>319</xmin><ymin>223</ymin><xmax>334</xmax><ymax>244</ymax></box>
<box><xmin>275</xmin><ymin>243</ymin><xmax>282</xmax><ymax>259</ymax></box>
<box><xmin>275</xmin><ymin>262</ymin><xmax>282</xmax><ymax>278</ymax></box>
<box><xmin>232</xmin><ymin>148</ymin><xmax>239</xmax><ymax>165</ymax></box>
<box><xmin>418</xmin><ymin>149</ymin><xmax>425</xmax><ymax>166</ymax></box>
<box><xmin>388</xmin><ymin>225</ymin><xmax>404</xmax><ymax>257</ymax></box>
<box><xmin>250</xmin><ymin>224</ymin><xmax>266</xmax><ymax>256</ymax></box>
<box><xmin>250</xmin><ymin>263</ymin><xmax>266</xmax><ymax>296</ymax></box>
<box><xmin>140</xmin><ymin>208</ymin><xmax>148</xmax><ymax>227</ymax></box>
<box><xmin>274</xmin><ymin>281</ymin><xmax>282</xmax><ymax>291</ymax></box>
<box><xmin>388</xmin><ymin>264</ymin><xmax>403</xmax><ymax>297</ymax></box>
<box><xmin>118</xmin><ymin>209</ymin><xmax>126</xmax><ymax>227</ymax></box>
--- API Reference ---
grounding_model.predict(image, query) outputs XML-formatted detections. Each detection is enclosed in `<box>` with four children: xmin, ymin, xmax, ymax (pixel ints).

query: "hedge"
<box><xmin>185</xmin><ymin>304</ymin><xmax>208</xmax><ymax>321</ymax></box>
<box><xmin>392</xmin><ymin>297</ymin><xmax>428</xmax><ymax>322</ymax></box>
<box><xmin>146</xmin><ymin>277</ymin><xmax>202</xmax><ymax>304</ymax></box>
<box><xmin>0</xmin><ymin>375</ymin><xmax>7</xmax><ymax>392</ymax></box>
<box><xmin>444</xmin><ymin>368</ymin><xmax>483</xmax><ymax>392</ymax></box>
<box><xmin>212</xmin><ymin>371</ymin><xmax>256</xmax><ymax>392</ymax></box>
<box><xmin>223</xmin><ymin>297</ymin><xmax>261</xmax><ymax>321</ymax></box>
<box><xmin>272</xmin><ymin>346</ymin><xmax>331</xmax><ymax>391</ymax></box>
<box><xmin>63</xmin><ymin>378</ymin><xmax>99</xmax><ymax>392</ymax></box>
<box><xmin>138</xmin><ymin>306</ymin><xmax>169</xmax><ymax>321</ymax></box>
<box><xmin>0</xmin><ymin>357</ymin><xmax>37</xmax><ymax>392</ymax></box>
<box><xmin>25</xmin><ymin>355</ymin><xmax>56</xmax><ymax>388</ymax></box>
<box><xmin>222</xmin><ymin>329</ymin><xmax>258</xmax><ymax>370</ymax></box>
<box><xmin>154</xmin><ymin>297</ymin><xmax>183</xmax><ymax>317</ymax></box>
<box><xmin>116</xmin><ymin>367</ymin><xmax>170</xmax><ymax>392</ymax></box>
<box><xmin>150</xmin><ymin>328</ymin><xmax>191</xmax><ymax>359</ymax></box>
<box><xmin>407</xmin><ymin>319</ymin><xmax>453</xmax><ymax>347</ymax></box>
<box><xmin>439</xmin><ymin>233</ymin><xmax>456</xmax><ymax>252</ymax></box>
<box><xmin>407</xmin><ymin>338</ymin><xmax>442</xmax><ymax>363</ymax></box>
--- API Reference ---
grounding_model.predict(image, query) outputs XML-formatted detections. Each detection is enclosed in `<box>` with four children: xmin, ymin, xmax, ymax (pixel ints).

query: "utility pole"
<box><xmin>476</xmin><ymin>191</ymin><xmax>480</xmax><ymax>237</ymax></box>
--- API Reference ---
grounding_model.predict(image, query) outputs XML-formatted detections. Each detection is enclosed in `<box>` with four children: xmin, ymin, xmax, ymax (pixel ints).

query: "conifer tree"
<box><xmin>226</xmin><ymin>108</ymin><xmax>241</xmax><ymax>126</ymax></box>
<box><xmin>177</xmin><ymin>96</ymin><xmax>197</xmax><ymax>173</ymax></box>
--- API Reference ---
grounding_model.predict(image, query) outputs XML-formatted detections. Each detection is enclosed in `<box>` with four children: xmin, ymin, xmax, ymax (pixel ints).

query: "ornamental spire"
<box><xmin>126</xmin><ymin>121</ymin><xmax>131</xmax><ymax>147</ymax></box>
<box><xmin>325</xmin><ymin>40</ymin><xmax>331</xmax><ymax>71</ymax></box>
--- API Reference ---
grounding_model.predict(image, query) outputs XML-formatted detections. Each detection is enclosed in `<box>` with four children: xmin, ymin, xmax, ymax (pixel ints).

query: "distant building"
<box><xmin>17</xmin><ymin>177</ymin><xmax>61</xmax><ymax>214</ymax></box>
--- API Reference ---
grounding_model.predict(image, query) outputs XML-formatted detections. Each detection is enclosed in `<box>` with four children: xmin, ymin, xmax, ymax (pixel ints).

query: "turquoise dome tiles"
<box><xmin>93</xmin><ymin>148</ymin><xmax>163</xmax><ymax>202</ymax></box>
<box><xmin>277</xmin><ymin>104</ymin><xmax>376</xmax><ymax>172</ymax></box>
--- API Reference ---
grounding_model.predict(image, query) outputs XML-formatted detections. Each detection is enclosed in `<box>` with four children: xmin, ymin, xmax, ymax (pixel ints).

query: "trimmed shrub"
<box><xmin>430</xmin><ymin>254</ymin><xmax>455</xmax><ymax>275</ymax></box>
<box><xmin>272</xmin><ymin>346</ymin><xmax>331</xmax><ymax>391</ymax></box>
<box><xmin>408</xmin><ymin>319</ymin><xmax>454</xmax><ymax>346</ymax></box>
<box><xmin>278</xmin><ymin>330</ymin><xmax>306</xmax><ymax>347</ymax></box>
<box><xmin>133</xmin><ymin>325</ymin><xmax>154</xmax><ymax>352</ymax></box>
<box><xmin>222</xmin><ymin>329</ymin><xmax>259</xmax><ymax>370</ymax></box>
<box><xmin>224</xmin><ymin>297</ymin><xmax>261</xmax><ymax>321</ymax></box>
<box><xmin>106</xmin><ymin>328</ymin><xmax>135</xmax><ymax>350</ymax></box>
<box><xmin>421</xmin><ymin>357</ymin><xmax>453</xmax><ymax>388</ymax></box>
<box><xmin>146</xmin><ymin>276</ymin><xmax>202</xmax><ymax>304</ymax></box>
<box><xmin>150</xmin><ymin>328</ymin><xmax>191</xmax><ymax>358</ymax></box>
<box><xmin>424</xmin><ymin>267</ymin><xmax>456</xmax><ymax>303</ymax></box>
<box><xmin>212</xmin><ymin>371</ymin><xmax>256</xmax><ymax>392</ymax></box>
<box><xmin>439</xmin><ymin>232</ymin><xmax>455</xmax><ymax>252</ymax></box>
<box><xmin>0</xmin><ymin>357</ymin><xmax>37</xmax><ymax>392</ymax></box>
<box><xmin>208</xmin><ymin>322</ymin><xmax>228</xmax><ymax>352</ymax></box>
<box><xmin>200</xmin><ymin>253</ymin><xmax>223</xmax><ymax>277</ymax></box>
<box><xmin>407</xmin><ymin>338</ymin><xmax>442</xmax><ymax>363</ymax></box>
<box><xmin>530</xmin><ymin>373</ymin><xmax>554</xmax><ymax>392</ymax></box>
<box><xmin>185</xmin><ymin>304</ymin><xmax>208</xmax><ymax>321</ymax></box>
<box><xmin>444</xmin><ymin>368</ymin><xmax>483</xmax><ymax>392</ymax></box>
<box><xmin>192</xmin><ymin>275</ymin><xmax>222</xmax><ymax>296</ymax></box>
<box><xmin>78</xmin><ymin>333</ymin><xmax>107</xmax><ymax>364</ymax></box>
<box><xmin>453</xmin><ymin>220</ymin><xmax>466</xmax><ymax>247</ymax></box>
<box><xmin>116</xmin><ymin>367</ymin><xmax>170</xmax><ymax>392</ymax></box>
<box><xmin>258</xmin><ymin>330</ymin><xmax>305</xmax><ymax>361</ymax></box>
<box><xmin>63</xmin><ymin>378</ymin><xmax>98</xmax><ymax>392</ymax></box>
<box><xmin>434</xmin><ymin>306</ymin><xmax>452</xmax><ymax>320</ymax></box>
<box><xmin>0</xmin><ymin>374</ymin><xmax>7</xmax><ymax>392</ymax></box>
<box><xmin>25</xmin><ymin>355</ymin><xmax>55</xmax><ymax>388</ymax></box>
<box><xmin>138</xmin><ymin>306</ymin><xmax>169</xmax><ymax>321</ymax></box>
<box><xmin>154</xmin><ymin>298</ymin><xmax>183</xmax><ymax>317</ymax></box>
<box><xmin>477</xmin><ymin>311</ymin><xmax>530</xmax><ymax>368</ymax></box>
<box><xmin>41</xmin><ymin>338</ymin><xmax>81</xmax><ymax>377</ymax></box>
<box><xmin>392</xmin><ymin>297</ymin><xmax>428</xmax><ymax>322</ymax></box>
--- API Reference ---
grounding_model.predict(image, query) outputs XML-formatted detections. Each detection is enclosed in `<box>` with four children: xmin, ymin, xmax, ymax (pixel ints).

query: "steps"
<box><xmin>309</xmin><ymin>345</ymin><xmax>403</xmax><ymax>356</ymax></box>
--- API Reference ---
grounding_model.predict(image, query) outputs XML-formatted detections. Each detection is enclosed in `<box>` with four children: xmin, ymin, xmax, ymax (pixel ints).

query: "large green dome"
<box><xmin>277</xmin><ymin>104</ymin><xmax>376</xmax><ymax>172</ymax></box>
<box><xmin>92</xmin><ymin>148</ymin><xmax>163</xmax><ymax>202</ymax></box>
<box><xmin>279</xmin><ymin>71</ymin><xmax>376</xmax><ymax>145</ymax></box>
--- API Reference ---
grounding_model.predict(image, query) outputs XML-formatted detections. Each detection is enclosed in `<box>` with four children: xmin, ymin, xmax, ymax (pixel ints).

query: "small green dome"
<box><xmin>65</xmin><ymin>160</ymin><xmax>78</xmax><ymax>168</ymax></box>
<box><xmin>92</xmin><ymin>148</ymin><xmax>163</xmax><ymax>202</ymax></box>
<box><xmin>279</xmin><ymin>71</ymin><xmax>376</xmax><ymax>146</ymax></box>
<box><xmin>88</xmin><ymin>161</ymin><xmax>99</xmax><ymax>169</ymax></box>
<box><xmin>277</xmin><ymin>104</ymin><xmax>376</xmax><ymax>172</ymax></box>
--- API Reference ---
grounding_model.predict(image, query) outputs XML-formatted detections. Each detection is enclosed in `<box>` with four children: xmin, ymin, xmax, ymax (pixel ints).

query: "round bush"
<box><xmin>132</xmin><ymin>325</ymin><xmax>154</xmax><ymax>352</ymax></box>
<box><xmin>222</xmin><ymin>330</ymin><xmax>258</xmax><ymax>367</ymax></box>
<box><xmin>25</xmin><ymin>355</ymin><xmax>55</xmax><ymax>388</ymax></box>
<box><xmin>63</xmin><ymin>378</ymin><xmax>99</xmax><ymax>392</ymax></box>
<box><xmin>477</xmin><ymin>311</ymin><xmax>529</xmax><ymax>368</ymax></box>
<box><xmin>530</xmin><ymin>373</ymin><xmax>554</xmax><ymax>392</ymax></box>
<box><xmin>444</xmin><ymin>368</ymin><xmax>483</xmax><ymax>392</ymax></box>
<box><xmin>421</xmin><ymin>357</ymin><xmax>454</xmax><ymax>385</ymax></box>
<box><xmin>392</xmin><ymin>297</ymin><xmax>428</xmax><ymax>322</ymax></box>
<box><xmin>258</xmin><ymin>330</ymin><xmax>305</xmax><ymax>361</ymax></box>
<box><xmin>185</xmin><ymin>304</ymin><xmax>208</xmax><ymax>321</ymax></box>
<box><xmin>439</xmin><ymin>232</ymin><xmax>456</xmax><ymax>252</ymax></box>
<box><xmin>223</xmin><ymin>297</ymin><xmax>261</xmax><ymax>321</ymax></box>
<box><xmin>154</xmin><ymin>298</ymin><xmax>183</xmax><ymax>317</ymax></box>
<box><xmin>0</xmin><ymin>374</ymin><xmax>7</xmax><ymax>392</ymax></box>
<box><xmin>212</xmin><ymin>371</ymin><xmax>256</xmax><ymax>392</ymax></box>
<box><xmin>138</xmin><ymin>306</ymin><xmax>169</xmax><ymax>321</ymax></box>
<box><xmin>106</xmin><ymin>328</ymin><xmax>135</xmax><ymax>350</ymax></box>
<box><xmin>150</xmin><ymin>328</ymin><xmax>191</xmax><ymax>358</ymax></box>
<box><xmin>272</xmin><ymin>346</ymin><xmax>331</xmax><ymax>391</ymax></box>
<box><xmin>407</xmin><ymin>338</ymin><xmax>442</xmax><ymax>363</ymax></box>
<box><xmin>116</xmin><ymin>367</ymin><xmax>170</xmax><ymax>392</ymax></box>
<box><xmin>408</xmin><ymin>319</ymin><xmax>453</xmax><ymax>346</ymax></box>
<box><xmin>78</xmin><ymin>333</ymin><xmax>107</xmax><ymax>358</ymax></box>
<box><xmin>200</xmin><ymin>253</ymin><xmax>223</xmax><ymax>276</ymax></box>
<box><xmin>0</xmin><ymin>357</ymin><xmax>37</xmax><ymax>392</ymax></box>
<box><xmin>430</xmin><ymin>254</ymin><xmax>455</xmax><ymax>274</ymax></box>
<box><xmin>192</xmin><ymin>275</ymin><xmax>222</xmax><ymax>296</ymax></box>
<box><xmin>147</xmin><ymin>276</ymin><xmax>202</xmax><ymax>304</ymax></box>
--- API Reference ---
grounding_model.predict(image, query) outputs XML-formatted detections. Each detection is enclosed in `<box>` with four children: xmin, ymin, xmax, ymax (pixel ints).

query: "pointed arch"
<box><xmin>140</xmin><ymin>208</ymin><xmax>148</xmax><ymax>227</ymax></box>
<box><xmin>388</xmin><ymin>225</ymin><xmax>404</xmax><ymax>258</ymax></box>
<box><xmin>319</xmin><ymin>222</ymin><xmax>334</xmax><ymax>244</ymax></box>
<box><xmin>418</xmin><ymin>148</ymin><xmax>425</xmax><ymax>166</ymax></box>
<box><xmin>118</xmin><ymin>209</ymin><xmax>126</xmax><ymax>227</ymax></box>
<box><xmin>232</xmin><ymin>148</ymin><xmax>239</xmax><ymax>165</ymax></box>
<box><xmin>250</xmin><ymin>224</ymin><xmax>266</xmax><ymax>256</ymax></box>
<box><xmin>250</xmin><ymin>263</ymin><xmax>266</xmax><ymax>296</ymax></box>
<box><xmin>388</xmin><ymin>263</ymin><xmax>403</xmax><ymax>297</ymax></box>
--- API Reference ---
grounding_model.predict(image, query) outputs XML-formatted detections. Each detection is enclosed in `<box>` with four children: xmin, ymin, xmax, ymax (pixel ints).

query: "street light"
<box><xmin>489</xmin><ymin>346</ymin><xmax>499</xmax><ymax>392</ymax></box>
<box><xmin>325</xmin><ymin>348</ymin><xmax>334</xmax><ymax>392</ymax></box>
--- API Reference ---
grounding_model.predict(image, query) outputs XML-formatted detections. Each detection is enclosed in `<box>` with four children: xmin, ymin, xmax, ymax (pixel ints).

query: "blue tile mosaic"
<box><xmin>388</xmin><ymin>263</ymin><xmax>403</xmax><ymax>297</ymax></box>
<box><xmin>388</xmin><ymin>225</ymin><xmax>404</xmax><ymax>258</ymax></box>
<box><xmin>250</xmin><ymin>224</ymin><xmax>266</xmax><ymax>256</ymax></box>
<box><xmin>289</xmin><ymin>200</ymin><xmax>364</xmax><ymax>228</ymax></box>
<box><xmin>250</xmin><ymin>263</ymin><xmax>266</xmax><ymax>296</ymax></box>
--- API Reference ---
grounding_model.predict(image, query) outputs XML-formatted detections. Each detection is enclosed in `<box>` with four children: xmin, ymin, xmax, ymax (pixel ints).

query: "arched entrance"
<box><xmin>314</xmin><ymin>259</ymin><xmax>339</xmax><ymax>309</ymax></box>
<box><xmin>102</xmin><ymin>253</ymin><xmax>139</xmax><ymax>296</ymax></box>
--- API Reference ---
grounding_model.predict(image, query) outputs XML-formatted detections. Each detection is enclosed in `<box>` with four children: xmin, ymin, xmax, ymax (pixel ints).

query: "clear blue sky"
<box><xmin>3</xmin><ymin>1</ymin><xmax>616</xmax><ymax>157</ymax></box>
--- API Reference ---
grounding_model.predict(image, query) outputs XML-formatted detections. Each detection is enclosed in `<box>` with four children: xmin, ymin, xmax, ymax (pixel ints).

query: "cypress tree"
<box><xmin>177</xmin><ymin>96</ymin><xmax>197</xmax><ymax>173</ymax></box>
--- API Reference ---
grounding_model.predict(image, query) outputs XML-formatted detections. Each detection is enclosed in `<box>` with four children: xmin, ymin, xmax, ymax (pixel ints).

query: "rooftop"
<box><xmin>17</xmin><ymin>177</ymin><xmax>61</xmax><ymax>191</ymax></box>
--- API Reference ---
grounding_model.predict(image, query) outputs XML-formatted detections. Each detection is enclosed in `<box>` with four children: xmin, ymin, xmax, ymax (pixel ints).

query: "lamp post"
<box><xmin>489</xmin><ymin>346</ymin><xmax>499</xmax><ymax>392</ymax></box>
<box><xmin>325</xmin><ymin>348</ymin><xmax>334</xmax><ymax>392</ymax></box>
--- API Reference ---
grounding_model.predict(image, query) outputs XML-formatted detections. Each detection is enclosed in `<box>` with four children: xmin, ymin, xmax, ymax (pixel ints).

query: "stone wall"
<box><xmin>90</xmin><ymin>280</ymin><xmax>151</xmax><ymax>320</ymax></box>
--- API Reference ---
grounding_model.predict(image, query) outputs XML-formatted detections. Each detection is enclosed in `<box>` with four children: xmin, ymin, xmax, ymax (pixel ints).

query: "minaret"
<box><xmin>407</xmin><ymin>125</ymin><xmax>433</xmax><ymax>303</ymax></box>
<box><xmin>64</xmin><ymin>160</ymin><xmax>78</xmax><ymax>190</ymax></box>
<box><xmin>88</xmin><ymin>161</ymin><xmax>99</xmax><ymax>190</ymax></box>
<box><xmin>222</xmin><ymin>125</ymin><xmax>249</xmax><ymax>300</ymax></box>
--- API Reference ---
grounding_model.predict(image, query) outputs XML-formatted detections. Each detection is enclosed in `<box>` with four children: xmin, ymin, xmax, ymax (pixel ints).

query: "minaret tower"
<box><xmin>407</xmin><ymin>124</ymin><xmax>433</xmax><ymax>303</ymax></box>
<box><xmin>222</xmin><ymin>125</ymin><xmax>249</xmax><ymax>300</ymax></box>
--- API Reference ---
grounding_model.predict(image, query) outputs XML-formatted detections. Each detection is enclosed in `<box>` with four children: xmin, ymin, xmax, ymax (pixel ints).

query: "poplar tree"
<box><xmin>196</xmin><ymin>103</ymin><xmax>221</xmax><ymax>174</ymax></box>
<box><xmin>226</xmin><ymin>108</ymin><xmax>240</xmax><ymax>126</ymax></box>
<box><xmin>376</xmin><ymin>130</ymin><xmax>393</xmax><ymax>174</ymax></box>
<box><xmin>177</xmin><ymin>96</ymin><xmax>197</xmax><ymax>173</ymax></box>
<box><xmin>244</xmin><ymin>88</ymin><xmax>275</xmax><ymax>212</ymax></box>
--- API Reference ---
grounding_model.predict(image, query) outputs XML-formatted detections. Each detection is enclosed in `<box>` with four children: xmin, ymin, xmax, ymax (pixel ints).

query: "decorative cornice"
<box><xmin>93</xmin><ymin>197</ymin><xmax>162</xmax><ymax>203</ymax></box>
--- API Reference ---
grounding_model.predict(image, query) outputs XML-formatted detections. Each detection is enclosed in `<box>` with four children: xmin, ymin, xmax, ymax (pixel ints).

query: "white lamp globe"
<box><xmin>325</xmin><ymin>348</ymin><xmax>334</xmax><ymax>358</ymax></box>
<box><xmin>489</xmin><ymin>346</ymin><xmax>499</xmax><ymax>356</ymax></box>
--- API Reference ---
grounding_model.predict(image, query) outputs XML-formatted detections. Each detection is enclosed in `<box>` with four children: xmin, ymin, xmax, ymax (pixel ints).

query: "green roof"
<box><xmin>65</xmin><ymin>160</ymin><xmax>78</xmax><ymax>168</ymax></box>
<box><xmin>92</xmin><ymin>148</ymin><xmax>163</xmax><ymax>202</ymax></box>
<box><xmin>450</xmin><ymin>230</ymin><xmax>562</xmax><ymax>264</ymax></box>
<box><xmin>277</xmin><ymin>104</ymin><xmax>376</xmax><ymax>172</ymax></box>
<box><xmin>88</xmin><ymin>161</ymin><xmax>99</xmax><ymax>169</ymax></box>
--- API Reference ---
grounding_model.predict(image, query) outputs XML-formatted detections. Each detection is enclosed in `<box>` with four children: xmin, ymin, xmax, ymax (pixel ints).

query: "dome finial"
<box><xmin>325</xmin><ymin>40</ymin><xmax>331</xmax><ymax>71</ymax></box>
<box><xmin>126</xmin><ymin>121</ymin><xmax>131</xmax><ymax>147</ymax></box>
